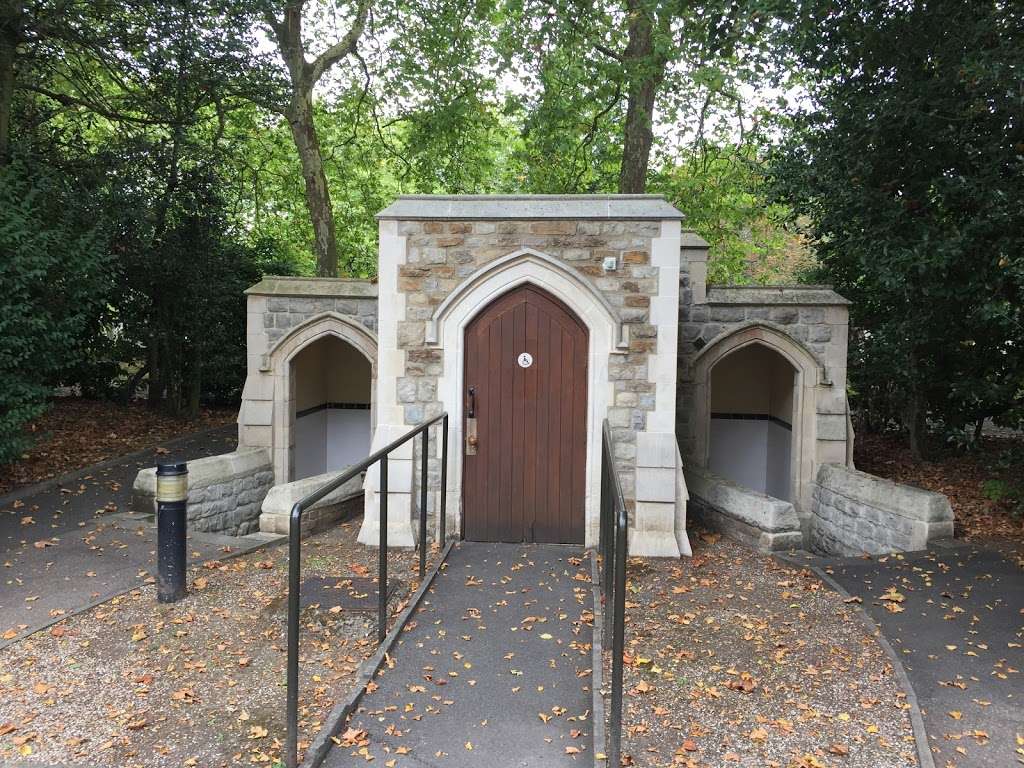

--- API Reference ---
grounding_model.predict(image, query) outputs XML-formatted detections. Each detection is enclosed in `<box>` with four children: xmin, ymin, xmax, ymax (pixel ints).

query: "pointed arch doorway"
<box><xmin>462</xmin><ymin>284</ymin><xmax>588</xmax><ymax>543</ymax></box>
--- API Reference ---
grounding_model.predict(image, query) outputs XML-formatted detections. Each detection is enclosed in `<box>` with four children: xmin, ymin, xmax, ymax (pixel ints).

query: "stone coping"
<box><xmin>244</xmin><ymin>276</ymin><xmax>378</xmax><ymax>298</ymax></box>
<box><xmin>260</xmin><ymin>469</ymin><xmax>364</xmax><ymax>515</ymax></box>
<box><xmin>376</xmin><ymin>194</ymin><xmax>685</xmax><ymax>221</ymax></box>
<box><xmin>816</xmin><ymin>463</ymin><xmax>953</xmax><ymax>522</ymax></box>
<box><xmin>707</xmin><ymin>285</ymin><xmax>851</xmax><ymax>306</ymax></box>
<box><xmin>681</xmin><ymin>231</ymin><xmax>710</xmax><ymax>248</ymax></box>
<box><xmin>134</xmin><ymin>448</ymin><xmax>271</xmax><ymax>494</ymax></box>
<box><xmin>684</xmin><ymin>465</ymin><xmax>801</xmax><ymax>533</ymax></box>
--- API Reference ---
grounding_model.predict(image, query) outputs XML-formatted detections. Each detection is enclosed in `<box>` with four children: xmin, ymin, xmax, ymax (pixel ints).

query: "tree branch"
<box><xmin>307</xmin><ymin>0</ymin><xmax>372</xmax><ymax>85</ymax></box>
<box><xmin>20</xmin><ymin>83</ymin><xmax>167</xmax><ymax>125</ymax></box>
<box><xmin>265</xmin><ymin>1</ymin><xmax>308</xmax><ymax>88</ymax></box>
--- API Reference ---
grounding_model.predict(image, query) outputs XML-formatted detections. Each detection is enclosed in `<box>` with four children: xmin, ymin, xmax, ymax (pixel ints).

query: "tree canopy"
<box><xmin>0</xmin><ymin>0</ymin><xmax>1020</xmax><ymax>461</ymax></box>
<box><xmin>772</xmin><ymin>0</ymin><xmax>1024</xmax><ymax>454</ymax></box>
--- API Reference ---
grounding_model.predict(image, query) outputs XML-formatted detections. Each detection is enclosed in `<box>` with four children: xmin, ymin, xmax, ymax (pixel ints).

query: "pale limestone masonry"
<box><xmin>676</xmin><ymin>234</ymin><xmax>854</xmax><ymax>540</ymax></box>
<box><xmin>673</xmin><ymin>238</ymin><xmax>955</xmax><ymax>555</ymax></box>
<box><xmin>259</xmin><ymin>470</ymin><xmax>364</xmax><ymax>537</ymax></box>
<box><xmin>810</xmin><ymin>464</ymin><xmax>954</xmax><ymax>555</ymax></box>
<box><xmin>238</xmin><ymin>277</ymin><xmax>379</xmax><ymax>486</ymax></box>
<box><xmin>365</xmin><ymin>195</ymin><xmax>689</xmax><ymax>555</ymax></box>
<box><xmin>684</xmin><ymin>465</ymin><xmax>804</xmax><ymax>551</ymax></box>
<box><xmin>133</xmin><ymin>448</ymin><xmax>273</xmax><ymax>535</ymax></box>
<box><xmin>127</xmin><ymin>195</ymin><xmax>956</xmax><ymax>557</ymax></box>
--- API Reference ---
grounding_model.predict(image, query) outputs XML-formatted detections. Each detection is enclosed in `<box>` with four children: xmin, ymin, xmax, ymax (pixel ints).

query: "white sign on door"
<box><xmin>517</xmin><ymin>352</ymin><xmax>533</xmax><ymax>368</ymax></box>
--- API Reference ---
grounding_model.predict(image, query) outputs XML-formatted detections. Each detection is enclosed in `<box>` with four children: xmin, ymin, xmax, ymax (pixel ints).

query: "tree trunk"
<box><xmin>287</xmin><ymin>91</ymin><xmax>338</xmax><ymax>277</ymax></box>
<box><xmin>617</xmin><ymin>3</ymin><xmax>666</xmax><ymax>194</ymax></box>
<box><xmin>185</xmin><ymin>348</ymin><xmax>201</xmax><ymax>420</ymax></box>
<box><xmin>905</xmin><ymin>389</ymin><xmax>925</xmax><ymax>461</ymax></box>
<box><xmin>0</xmin><ymin>2</ymin><xmax>20</xmax><ymax>166</ymax></box>
<box><xmin>121</xmin><ymin>363</ymin><xmax>150</xmax><ymax>406</ymax></box>
<box><xmin>147</xmin><ymin>341</ymin><xmax>162</xmax><ymax>409</ymax></box>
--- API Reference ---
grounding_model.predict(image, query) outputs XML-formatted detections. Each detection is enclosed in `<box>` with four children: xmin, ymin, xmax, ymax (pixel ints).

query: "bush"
<box><xmin>0</xmin><ymin>157</ymin><xmax>114</xmax><ymax>463</ymax></box>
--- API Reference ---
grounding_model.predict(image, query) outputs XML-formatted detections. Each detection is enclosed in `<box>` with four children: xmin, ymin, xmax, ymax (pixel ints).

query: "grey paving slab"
<box><xmin>0</xmin><ymin>426</ymin><xmax>255</xmax><ymax>643</ymax></box>
<box><xmin>324</xmin><ymin>542</ymin><xmax>595</xmax><ymax>768</ymax></box>
<box><xmin>815</xmin><ymin>546</ymin><xmax>1023</xmax><ymax>768</ymax></box>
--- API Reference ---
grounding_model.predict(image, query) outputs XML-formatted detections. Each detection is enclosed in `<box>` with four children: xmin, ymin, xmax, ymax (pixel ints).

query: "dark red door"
<box><xmin>462</xmin><ymin>284</ymin><xmax>588</xmax><ymax>543</ymax></box>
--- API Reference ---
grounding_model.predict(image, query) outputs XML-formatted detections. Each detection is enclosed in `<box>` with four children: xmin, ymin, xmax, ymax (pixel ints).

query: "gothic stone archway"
<box><xmin>267</xmin><ymin>312</ymin><xmax>378</xmax><ymax>485</ymax></box>
<box><xmin>692</xmin><ymin>324</ymin><xmax>823</xmax><ymax>514</ymax></box>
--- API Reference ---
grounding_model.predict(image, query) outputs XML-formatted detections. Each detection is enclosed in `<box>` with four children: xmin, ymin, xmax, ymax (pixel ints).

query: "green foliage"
<box><xmin>219</xmin><ymin>98</ymin><xmax>391</xmax><ymax>277</ymax></box>
<box><xmin>981</xmin><ymin>479</ymin><xmax>1023</xmax><ymax>518</ymax></box>
<box><xmin>773</xmin><ymin>0</ymin><xmax>1024</xmax><ymax>451</ymax></box>
<box><xmin>496</xmin><ymin>0</ymin><xmax>792</xmax><ymax>192</ymax></box>
<box><xmin>0</xmin><ymin>157</ymin><xmax>113</xmax><ymax>462</ymax></box>
<box><xmin>650</xmin><ymin>144</ymin><xmax>812</xmax><ymax>284</ymax></box>
<box><xmin>0</xmin><ymin>0</ymin><xmax>819</xmax><ymax>470</ymax></box>
<box><xmin>74</xmin><ymin>126</ymin><xmax>302</xmax><ymax>414</ymax></box>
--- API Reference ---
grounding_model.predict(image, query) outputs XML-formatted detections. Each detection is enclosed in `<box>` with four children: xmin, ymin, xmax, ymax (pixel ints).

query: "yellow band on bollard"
<box><xmin>156</xmin><ymin>473</ymin><xmax>188</xmax><ymax>503</ymax></box>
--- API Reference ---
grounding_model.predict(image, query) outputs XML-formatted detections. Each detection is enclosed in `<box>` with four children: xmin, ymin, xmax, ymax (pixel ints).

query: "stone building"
<box><xmin>134</xmin><ymin>194</ymin><xmax>953</xmax><ymax>557</ymax></box>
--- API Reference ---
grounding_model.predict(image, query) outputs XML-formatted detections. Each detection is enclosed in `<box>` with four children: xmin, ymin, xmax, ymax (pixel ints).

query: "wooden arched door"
<box><xmin>462</xmin><ymin>284</ymin><xmax>588</xmax><ymax>543</ymax></box>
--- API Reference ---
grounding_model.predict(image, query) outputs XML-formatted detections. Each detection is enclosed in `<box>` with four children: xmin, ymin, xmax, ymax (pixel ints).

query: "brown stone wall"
<box><xmin>392</xmin><ymin>218</ymin><xmax>666</xmax><ymax>508</ymax></box>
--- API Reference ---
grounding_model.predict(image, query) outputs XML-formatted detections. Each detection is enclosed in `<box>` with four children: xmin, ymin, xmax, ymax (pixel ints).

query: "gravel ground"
<box><xmin>614</xmin><ymin>531</ymin><xmax>919</xmax><ymax>768</ymax></box>
<box><xmin>0</xmin><ymin>515</ymin><xmax>438</xmax><ymax>767</ymax></box>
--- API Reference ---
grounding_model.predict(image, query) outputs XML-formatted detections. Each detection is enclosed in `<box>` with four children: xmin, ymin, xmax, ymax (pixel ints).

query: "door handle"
<box><xmin>466</xmin><ymin>386</ymin><xmax>478</xmax><ymax>455</ymax></box>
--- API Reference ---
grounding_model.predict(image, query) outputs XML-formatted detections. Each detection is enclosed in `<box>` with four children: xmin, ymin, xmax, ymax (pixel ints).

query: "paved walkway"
<box><xmin>325</xmin><ymin>542</ymin><xmax>595</xmax><ymax>767</ymax></box>
<box><xmin>0</xmin><ymin>426</ymin><xmax>276</xmax><ymax>645</ymax></box>
<box><xmin>809</xmin><ymin>544</ymin><xmax>1023</xmax><ymax>768</ymax></box>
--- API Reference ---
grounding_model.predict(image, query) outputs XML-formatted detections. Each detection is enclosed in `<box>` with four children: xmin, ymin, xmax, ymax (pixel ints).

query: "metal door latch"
<box><xmin>466</xmin><ymin>386</ymin><xmax>478</xmax><ymax>455</ymax></box>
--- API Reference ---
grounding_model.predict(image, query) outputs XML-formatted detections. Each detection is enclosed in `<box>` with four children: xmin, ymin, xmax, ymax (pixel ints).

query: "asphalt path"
<box><xmin>818</xmin><ymin>545</ymin><xmax>1023</xmax><ymax>768</ymax></box>
<box><xmin>0</xmin><ymin>426</ymin><xmax>277</xmax><ymax>646</ymax></box>
<box><xmin>324</xmin><ymin>542</ymin><xmax>595</xmax><ymax>767</ymax></box>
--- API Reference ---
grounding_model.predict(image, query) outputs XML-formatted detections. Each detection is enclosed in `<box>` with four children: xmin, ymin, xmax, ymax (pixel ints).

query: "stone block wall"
<box><xmin>369</xmin><ymin>196</ymin><xmax>687</xmax><ymax>554</ymax></box>
<box><xmin>259</xmin><ymin>470</ymin><xmax>364</xmax><ymax>537</ymax></box>
<box><xmin>238</xmin><ymin>277</ymin><xmax>379</xmax><ymax>486</ymax></box>
<box><xmin>260</xmin><ymin>290</ymin><xmax>379</xmax><ymax>343</ymax></box>
<box><xmin>393</xmin><ymin>217</ymin><xmax>664</xmax><ymax>517</ymax></box>
<box><xmin>676</xmin><ymin>285</ymin><xmax>852</xmax><ymax>466</ymax></box>
<box><xmin>133</xmin><ymin>448</ymin><xmax>274</xmax><ymax>536</ymax></box>
<box><xmin>685</xmin><ymin>465</ymin><xmax>803</xmax><ymax>552</ymax></box>
<box><xmin>810</xmin><ymin>463</ymin><xmax>954</xmax><ymax>555</ymax></box>
<box><xmin>675</xmin><ymin>236</ymin><xmax>853</xmax><ymax>521</ymax></box>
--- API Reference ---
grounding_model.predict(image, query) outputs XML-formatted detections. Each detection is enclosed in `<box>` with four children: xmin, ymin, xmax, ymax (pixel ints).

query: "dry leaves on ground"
<box><xmin>0</xmin><ymin>516</ymin><xmax>433</xmax><ymax>767</ymax></box>
<box><xmin>613</xmin><ymin>531</ymin><xmax>918</xmax><ymax>767</ymax></box>
<box><xmin>854</xmin><ymin>431</ymin><xmax>1024</xmax><ymax>545</ymax></box>
<box><xmin>0</xmin><ymin>398</ymin><xmax>235</xmax><ymax>495</ymax></box>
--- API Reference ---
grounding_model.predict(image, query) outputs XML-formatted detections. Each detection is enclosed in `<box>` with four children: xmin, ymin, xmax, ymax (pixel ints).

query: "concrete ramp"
<box><xmin>323</xmin><ymin>542</ymin><xmax>594</xmax><ymax>767</ymax></box>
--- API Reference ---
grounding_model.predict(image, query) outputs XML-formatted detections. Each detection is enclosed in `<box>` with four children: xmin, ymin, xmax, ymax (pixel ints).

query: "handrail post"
<box><xmin>286</xmin><ymin>502</ymin><xmax>302</xmax><ymax>768</ymax></box>
<box><xmin>419</xmin><ymin>427</ymin><xmax>428</xmax><ymax>580</ymax></box>
<box><xmin>440</xmin><ymin>414</ymin><xmax>448</xmax><ymax>544</ymax></box>
<box><xmin>609</xmin><ymin>506</ymin><xmax>628</xmax><ymax>768</ymax></box>
<box><xmin>378</xmin><ymin>456</ymin><xmax>388</xmax><ymax>644</ymax></box>
<box><xmin>282</xmin><ymin>413</ymin><xmax>446</xmax><ymax>768</ymax></box>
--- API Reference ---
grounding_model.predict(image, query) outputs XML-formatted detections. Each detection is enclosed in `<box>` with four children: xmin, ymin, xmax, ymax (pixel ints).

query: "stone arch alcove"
<box><xmin>266</xmin><ymin>312</ymin><xmax>378</xmax><ymax>485</ymax></box>
<box><xmin>691</xmin><ymin>323</ymin><xmax>822</xmax><ymax>514</ymax></box>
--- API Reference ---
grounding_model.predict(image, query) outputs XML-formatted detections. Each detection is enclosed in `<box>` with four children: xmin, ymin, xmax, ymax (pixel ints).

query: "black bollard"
<box><xmin>156</xmin><ymin>462</ymin><xmax>188</xmax><ymax>603</ymax></box>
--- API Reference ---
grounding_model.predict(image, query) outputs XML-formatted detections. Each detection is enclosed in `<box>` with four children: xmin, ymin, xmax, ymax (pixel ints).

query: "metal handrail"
<box><xmin>285</xmin><ymin>412</ymin><xmax>449</xmax><ymax>768</ymax></box>
<box><xmin>599</xmin><ymin>419</ymin><xmax>628</xmax><ymax>768</ymax></box>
